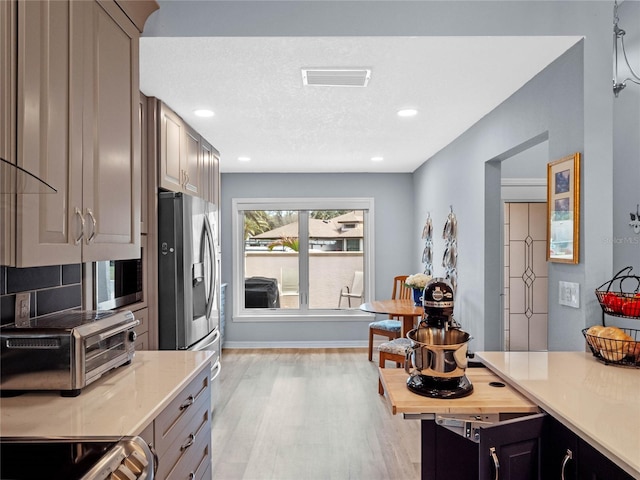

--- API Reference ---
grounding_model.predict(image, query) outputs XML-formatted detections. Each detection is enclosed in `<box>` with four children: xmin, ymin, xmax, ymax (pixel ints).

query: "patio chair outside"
<box><xmin>280</xmin><ymin>267</ymin><xmax>299</xmax><ymax>297</ymax></box>
<box><xmin>338</xmin><ymin>270</ymin><xmax>364</xmax><ymax>307</ymax></box>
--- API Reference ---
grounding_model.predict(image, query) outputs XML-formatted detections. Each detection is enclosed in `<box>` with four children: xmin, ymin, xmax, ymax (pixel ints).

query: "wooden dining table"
<box><xmin>359</xmin><ymin>299</ymin><xmax>424</xmax><ymax>336</ymax></box>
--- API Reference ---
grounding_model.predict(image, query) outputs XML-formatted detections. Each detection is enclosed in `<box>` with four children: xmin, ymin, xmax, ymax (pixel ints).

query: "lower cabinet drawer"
<box><xmin>156</xmin><ymin>387</ymin><xmax>211</xmax><ymax>480</ymax></box>
<box><xmin>200</xmin><ymin>463</ymin><xmax>212</xmax><ymax>480</ymax></box>
<box><xmin>155</xmin><ymin>367</ymin><xmax>210</xmax><ymax>457</ymax></box>
<box><xmin>166</xmin><ymin>419</ymin><xmax>212</xmax><ymax>480</ymax></box>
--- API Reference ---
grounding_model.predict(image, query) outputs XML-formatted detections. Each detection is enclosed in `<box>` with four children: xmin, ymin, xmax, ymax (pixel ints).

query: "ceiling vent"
<box><xmin>301</xmin><ymin>68</ymin><xmax>372</xmax><ymax>87</ymax></box>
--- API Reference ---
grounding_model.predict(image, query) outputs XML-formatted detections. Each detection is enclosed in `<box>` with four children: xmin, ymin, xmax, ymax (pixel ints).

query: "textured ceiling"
<box><xmin>139</xmin><ymin>35</ymin><xmax>581</xmax><ymax>173</ymax></box>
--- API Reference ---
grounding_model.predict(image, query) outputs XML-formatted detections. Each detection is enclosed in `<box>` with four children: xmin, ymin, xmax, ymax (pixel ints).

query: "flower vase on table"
<box><xmin>405</xmin><ymin>273</ymin><xmax>432</xmax><ymax>306</ymax></box>
<box><xmin>412</xmin><ymin>288</ymin><xmax>423</xmax><ymax>306</ymax></box>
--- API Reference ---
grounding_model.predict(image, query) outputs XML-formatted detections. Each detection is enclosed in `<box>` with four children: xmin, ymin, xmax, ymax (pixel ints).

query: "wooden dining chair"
<box><xmin>378</xmin><ymin>337</ymin><xmax>412</xmax><ymax>395</ymax></box>
<box><xmin>389</xmin><ymin>275</ymin><xmax>411</xmax><ymax>318</ymax></box>
<box><xmin>367</xmin><ymin>275</ymin><xmax>409</xmax><ymax>362</ymax></box>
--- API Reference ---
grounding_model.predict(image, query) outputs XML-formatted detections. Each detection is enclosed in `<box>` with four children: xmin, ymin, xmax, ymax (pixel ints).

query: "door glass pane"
<box><xmin>243</xmin><ymin>210</ymin><xmax>299</xmax><ymax>309</ymax></box>
<box><xmin>310</xmin><ymin>210</ymin><xmax>364</xmax><ymax>310</ymax></box>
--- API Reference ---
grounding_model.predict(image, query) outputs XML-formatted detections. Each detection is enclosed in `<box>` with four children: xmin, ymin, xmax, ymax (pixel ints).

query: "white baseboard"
<box><xmin>222</xmin><ymin>340</ymin><xmax>373</xmax><ymax>349</ymax></box>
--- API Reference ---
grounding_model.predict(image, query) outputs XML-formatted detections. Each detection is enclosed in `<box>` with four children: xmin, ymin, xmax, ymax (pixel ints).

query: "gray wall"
<box><xmin>411</xmin><ymin>2</ymin><xmax>639</xmax><ymax>351</ymax></box>
<box><xmin>613</xmin><ymin>1</ymin><xmax>640</xmax><ymax>274</ymax></box>
<box><xmin>220</xmin><ymin>173</ymin><xmax>414</xmax><ymax>345</ymax></box>
<box><xmin>414</xmin><ymin>43</ymin><xmax>585</xmax><ymax>352</ymax></box>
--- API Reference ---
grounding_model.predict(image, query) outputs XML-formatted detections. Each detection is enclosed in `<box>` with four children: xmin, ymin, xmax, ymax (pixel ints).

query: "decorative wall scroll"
<box><xmin>547</xmin><ymin>153</ymin><xmax>580</xmax><ymax>264</ymax></box>
<box><xmin>630</xmin><ymin>204</ymin><xmax>640</xmax><ymax>234</ymax></box>
<box><xmin>442</xmin><ymin>206</ymin><xmax>458</xmax><ymax>293</ymax></box>
<box><xmin>421</xmin><ymin>213</ymin><xmax>433</xmax><ymax>275</ymax></box>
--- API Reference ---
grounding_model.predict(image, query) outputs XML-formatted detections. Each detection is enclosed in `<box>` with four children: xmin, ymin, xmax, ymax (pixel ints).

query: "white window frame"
<box><xmin>232</xmin><ymin>197</ymin><xmax>375</xmax><ymax>322</ymax></box>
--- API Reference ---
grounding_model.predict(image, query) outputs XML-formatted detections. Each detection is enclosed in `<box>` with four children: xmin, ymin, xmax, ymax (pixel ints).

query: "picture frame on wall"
<box><xmin>547</xmin><ymin>152</ymin><xmax>580</xmax><ymax>264</ymax></box>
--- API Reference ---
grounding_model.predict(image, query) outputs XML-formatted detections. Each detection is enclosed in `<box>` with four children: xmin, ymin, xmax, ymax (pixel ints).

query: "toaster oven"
<box><xmin>0</xmin><ymin>310</ymin><xmax>139</xmax><ymax>397</ymax></box>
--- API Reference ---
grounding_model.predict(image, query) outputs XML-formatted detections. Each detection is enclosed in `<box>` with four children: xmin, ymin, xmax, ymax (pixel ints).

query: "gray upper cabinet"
<box><xmin>159</xmin><ymin>101</ymin><xmax>186</xmax><ymax>193</ymax></box>
<box><xmin>159</xmin><ymin>101</ymin><xmax>203</xmax><ymax>197</ymax></box>
<box><xmin>0</xmin><ymin>0</ymin><xmax>17</xmax><ymax>265</ymax></box>
<box><xmin>139</xmin><ymin>92</ymin><xmax>149</xmax><ymax>235</ymax></box>
<box><xmin>81</xmin><ymin>0</ymin><xmax>141</xmax><ymax>263</ymax></box>
<box><xmin>200</xmin><ymin>136</ymin><xmax>220</xmax><ymax>208</ymax></box>
<box><xmin>157</xmin><ymin>99</ymin><xmax>220</xmax><ymax>205</ymax></box>
<box><xmin>2</xmin><ymin>0</ymin><xmax>157</xmax><ymax>267</ymax></box>
<box><xmin>183</xmin><ymin>122</ymin><xmax>203</xmax><ymax>197</ymax></box>
<box><xmin>13</xmin><ymin>0</ymin><xmax>84</xmax><ymax>267</ymax></box>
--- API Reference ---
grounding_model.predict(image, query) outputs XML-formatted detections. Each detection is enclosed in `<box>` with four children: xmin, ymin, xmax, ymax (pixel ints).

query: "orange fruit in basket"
<box><xmin>629</xmin><ymin>341</ymin><xmax>640</xmax><ymax>361</ymax></box>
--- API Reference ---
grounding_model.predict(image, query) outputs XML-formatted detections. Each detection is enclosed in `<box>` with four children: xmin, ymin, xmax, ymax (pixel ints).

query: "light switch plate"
<box><xmin>559</xmin><ymin>281</ymin><xmax>580</xmax><ymax>308</ymax></box>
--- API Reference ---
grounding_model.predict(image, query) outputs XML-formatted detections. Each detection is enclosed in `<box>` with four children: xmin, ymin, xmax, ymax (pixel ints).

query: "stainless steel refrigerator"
<box><xmin>158</xmin><ymin>192</ymin><xmax>221</xmax><ymax>388</ymax></box>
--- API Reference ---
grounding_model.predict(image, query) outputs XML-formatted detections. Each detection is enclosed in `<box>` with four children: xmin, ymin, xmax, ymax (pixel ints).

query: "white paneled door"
<box><xmin>504</xmin><ymin>203</ymin><xmax>548</xmax><ymax>351</ymax></box>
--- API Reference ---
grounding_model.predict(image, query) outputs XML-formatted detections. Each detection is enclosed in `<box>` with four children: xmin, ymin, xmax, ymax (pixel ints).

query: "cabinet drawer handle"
<box><xmin>74</xmin><ymin>207</ymin><xmax>85</xmax><ymax>245</ymax></box>
<box><xmin>86</xmin><ymin>209</ymin><xmax>97</xmax><ymax>244</ymax></box>
<box><xmin>189</xmin><ymin>473</ymin><xmax>195</xmax><ymax>479</ymax></box>
<box><xmin>561</xmin><ymin>449</ymin><xmax>573</xmax><ymax>480</ymax></box>
<box><xmin>180</xmin><ymin>433</ymin><xmax>195</xmax><ymax>451</ymax></box>
<box><xmin>179</xmin><ymin>395</ymin><xmax>195</xmax><ymax>411</ymax></box>
<box><xmin>489</xmin><ymin>446</ymin><xmax>500</xmax><ymax>480</ymax></box>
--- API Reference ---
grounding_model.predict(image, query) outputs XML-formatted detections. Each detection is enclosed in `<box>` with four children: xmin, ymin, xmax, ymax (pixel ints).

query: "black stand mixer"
<box><xmin>405</xmin><ymin>278</ymin><xmax>474</xmax><ymax>398</ymax></box>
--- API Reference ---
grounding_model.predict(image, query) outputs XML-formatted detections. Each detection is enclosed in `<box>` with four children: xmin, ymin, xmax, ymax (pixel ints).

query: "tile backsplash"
<box><xmin>0</xmin><ymin>265</ymin><xmax>82</xmax><ymax>326</ymax></box>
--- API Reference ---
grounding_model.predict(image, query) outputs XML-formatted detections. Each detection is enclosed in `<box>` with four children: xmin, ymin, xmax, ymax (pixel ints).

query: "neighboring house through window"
<box><xmin>232</xmin><ymin>198</ymin><xmax>374</xmax><ymax>321</ymax></box>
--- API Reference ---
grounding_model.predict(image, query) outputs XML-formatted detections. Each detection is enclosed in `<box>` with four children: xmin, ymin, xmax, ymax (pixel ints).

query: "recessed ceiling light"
<box><xmin>194</xmin><ymin>109</ymin><xmax>215</xmax><ymax>118</ymax></box>
<box><xmin>371</xmin><ymin>156</ymin><xmax>384</xmax><ymax>162</ymax></box>
<box><xmin>238</xmin><ymin>156</ymin><xmax>251</xmax><ymax>162</ymax></box>
<box><xmin>397</xmin><ymin>108</ymin><xmax>418</xmax><ymax>117</ymax></box>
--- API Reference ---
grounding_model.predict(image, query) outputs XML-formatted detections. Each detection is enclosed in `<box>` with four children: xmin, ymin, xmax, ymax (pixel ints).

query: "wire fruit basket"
<box><xmin>594</xmin><ymin>266</ymin><xmax>640</xmax><ymax>319</ymax></box>
<box><xmin>582</xmin><ymin>326</ymin><xmax>640</xmax><ymax>367</ymax></box>
<box><xmin>587</xmin><ymin>267</ymin><xmax>640</xmax><ymax>367</ymax></box>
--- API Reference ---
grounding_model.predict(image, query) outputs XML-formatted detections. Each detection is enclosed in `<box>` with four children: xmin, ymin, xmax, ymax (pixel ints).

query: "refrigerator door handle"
<box><xmin>203</xmin><ymin>214</ymin><xmax>217</xmax><ymax>320</ymax></box>
<box><xmin>211</xmin><ymin>358</ymin><xmax>222</xmax><ymax>382</ymax></box>
<box><xmin>198</xmin><ymin>327</ymin><xmax>220</xmax><ymax>351</ymax></box>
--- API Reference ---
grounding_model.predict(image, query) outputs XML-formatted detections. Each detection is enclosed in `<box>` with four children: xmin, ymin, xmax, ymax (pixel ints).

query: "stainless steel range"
<box><xmin>0</xmin><ymin>310</ymin><xmax>139</xmax><ymax>397</ymax></box>
<box><xmin>0</xmin><ymin>436</ymin><xmax>156</xmax><ymax>480</ymax></box>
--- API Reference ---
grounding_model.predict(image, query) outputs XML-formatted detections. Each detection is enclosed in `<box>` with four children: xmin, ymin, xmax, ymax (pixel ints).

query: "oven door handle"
<box><xmin>96</xmin><ymin>320</ymin><xmax>140</xmax><ymax>342</ymax></box>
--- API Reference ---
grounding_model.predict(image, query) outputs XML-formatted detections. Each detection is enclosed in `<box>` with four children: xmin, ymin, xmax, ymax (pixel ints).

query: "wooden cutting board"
<box><xmin>379</xmin><ymin>367</ymin><xmax>538</xmax><ymax>415</ymax></box>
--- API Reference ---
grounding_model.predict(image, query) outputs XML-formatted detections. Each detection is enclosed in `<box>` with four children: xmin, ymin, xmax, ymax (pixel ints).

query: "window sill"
<box><xmin>232</xmin><ymin>311</ymin><xmax>375</xmax><ymax>322</ymax></box>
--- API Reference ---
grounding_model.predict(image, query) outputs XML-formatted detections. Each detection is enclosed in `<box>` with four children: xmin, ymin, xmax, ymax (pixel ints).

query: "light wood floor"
<box><xmin>211</xmin><ymin>348</ymin><xmax>421</xmax><ymax>480</ymax></box>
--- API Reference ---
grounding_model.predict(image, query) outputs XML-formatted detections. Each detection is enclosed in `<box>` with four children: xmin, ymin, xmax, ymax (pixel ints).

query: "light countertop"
<box><xmin>476</xmin><ymin>351</ymin><xmax>640</xmax><ymax>479</ymax></box>
<box><xmin>0</xmin><ymin>350</ymin><xmax>212</xmax><ymax>438</ymax></box>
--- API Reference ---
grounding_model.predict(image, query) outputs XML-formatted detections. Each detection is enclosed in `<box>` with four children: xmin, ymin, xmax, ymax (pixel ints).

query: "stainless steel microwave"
<box><xmin>95</xmin><ymin>255</ymin><xmax>143</xmax><ymax>310</ymax></box>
